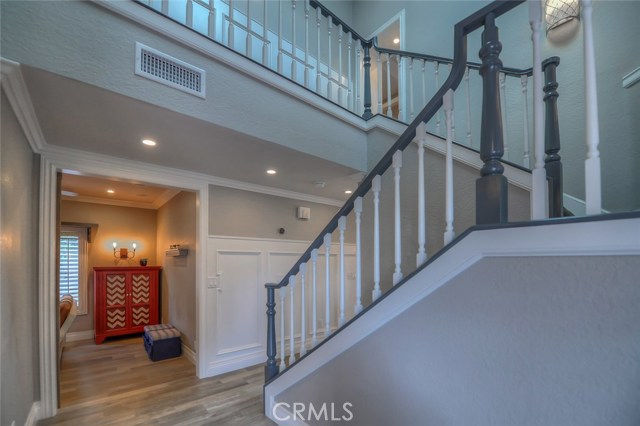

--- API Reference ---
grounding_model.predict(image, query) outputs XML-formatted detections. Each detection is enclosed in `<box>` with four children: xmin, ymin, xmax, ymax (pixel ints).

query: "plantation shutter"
<box><xmin>59</xmin><ymin>234</ymin><xmax>80</xmax><ymax>301</ymax></box>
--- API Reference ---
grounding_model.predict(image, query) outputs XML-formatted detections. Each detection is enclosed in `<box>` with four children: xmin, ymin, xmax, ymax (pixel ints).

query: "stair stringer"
<box><xmin>264</xmin><ymin>214</ymin><xmax>640</xmax><ymax>423</ymax></box>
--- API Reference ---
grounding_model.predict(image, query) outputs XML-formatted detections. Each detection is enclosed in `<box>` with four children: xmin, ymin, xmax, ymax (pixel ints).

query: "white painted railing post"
<box><xmin>299</xmin><ymin>264</ymin><xmax>307</xmax><ymax>356</ymax></box>
<box><xmin>443</xmin><ymin>89</ymin><xmax>455</xmax><ymax>245</ymax></box>
<box><xmin>353</xmin><ymin>197</ymin><xmax>363</xmax><ymax>314</ymax></box>
<box><xmin>304</xmin><ymin>1</ymin><xmax>310</xmax><ymax>87</ymax></box>
<box><xmin>262</xmin><ymin>0</ymin><xmax>269</xmax><ymax>66</ymax></box>
<box><xmin>347</xmin><ymin>34</ymin><xmax>353</xmax><ymax>111</ymax></box>
<box><xmin>409</xmin><ymin>58</ymin><xmax>415</xmax><ymax>121</ymax></box>
<box><xmin>327</xmin><ymin>19</ymin><xmax>333</xmax><ymax>100</ymax></box>
<box><xmin>521</xmin><ymin>74</ymin><xmax>531</xmax><ymax>167</ymax></box>
<box><xmin>337</xmin><ymin>24</ymin><xmax>343</xmax><ymax>105</ymax></box>
<box><xmin>529</xmin><ymin>0</ymin><xmax>548</xmax><ymax>220</ymax></box>
<box><xmin>500</xmin><ymin>72</ymin><xmax>509</xmax><ymax>160</ymax></box>
<box><xmin>397</xmin><ymin>55</ymin><xmax>404</xmax><ymax>122</ymax></box>
<box><xmin>416</xmin><ymin>122</ymin><xmax>427</xmax><ymax>267</ymax></box>
<box><xmin>277</xmin><ymin>0</ymin><xmax>283</xmax><ymax>74</ymax></box>
<box><xmin>421</xmin><ymin>60</ymin><xmax>427</xmax><ymax>107</ymax></box>
<box><xmin>448</xmin><ymin>64</ymin><xmax>456</xmax><ymax>142</ymax></box>
<box><xmin>582</xmin><ymin>0</ymin><xmax>602</xmax><ymax>215</ymax></box>
<box><xmin>372</xmin><ymin>175</ymin><xmax>382</xmax><ymax>301</ymax></box>
<box><xmin>291</xmin><ymin>0</ymin><xmax>297</xmax><ymax>81</ymax></box>
<box><xmin>376</xmin><ymin>51</ymin><xmax>383</xmax><ymax>114</ymax></box>
<box><xmin>310</xmin><ymin>248</ymin><xmax>318</xmax><ymax>346</ymax></box>
<box><xmin>386</xmin><ymin>54</ymin><xmax>392</xmax><ymax>117</ymax></box>
<box><xmin>355</xmin><ymin>45</ymin><xmax>361</xmax><ymax>114</ymax></box>
<box><xmin>245</xmin><ymin>0</ymin><xmax>252</xmax><ymax>57</ymax></box>
<box><xmin>338</xmin><ymin>216</ymin><xmax>346</xmax><ymax>326</ymax></box>
<box><xmin>228</xmin><ymin>0</ymin><xmax>235</xmax><ymax>49</ymax></box>
<box><xmin>316</xmin><ymin>7</ymin><xmax>321</xmax><ymax>94</ymax></box>
<box><xmin>392</xmin><ymin>151</ymin><xmax>403</xmax><ymax>285</ymax></box>
<box><xmin>323</xmin><ymin>233</ymin><xmax>331</xmax><ymax>337</ymax></box>
<box><xmin>289</xmin><ymin>275</ymin><xmax>296</xmax><ymax>363</ymax></box>
<box><xmin>434</xmin><ymin>62</ymin><xmax>441</xmax><ymax>134</ymax></box>
<box><xmin>279</xmin><ymin>287</ymin><xmax>286</xmax><ymax>371</ymax></box>
<box><xmin>464</xmin><ymin>66</ymin><xmax>472</xmax><ymax>147</ymax></box>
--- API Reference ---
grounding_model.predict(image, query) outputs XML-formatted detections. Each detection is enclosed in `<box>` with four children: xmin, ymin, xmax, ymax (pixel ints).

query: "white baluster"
<box><xmin>444</xmin><ymin>89</ymin><xmax>455</xmax><ymax>245</ymax></box>
<box><xmin>376</xmin><ymin>51</ymin><xmax>382</xmax><ymax>114</ymax></box>
<box><xmin>277</xmin><ymin>0</ymin><xmax>283</xmax><ymax>74</ymax></box>
<box><xmin>228</xmin><ymin>0</ymin><xmax>235</xmax><ymax>49</ymax></box>
<box><xmin>310</xmin><ymin>248</ymin><xmax>318</xmax><ymax>346</ymax></box>
<box><xmin>347</xmin><ymin>34</ymin><xmax>353</xmax><ymax>111</ymax></box>
<box><xmin>186</xmin><ymin>0</ymin><xmax>193</xmax><ymax>28</ymax></box>
<box><xmin>448</xmin><ymin>64</ymin><xmax>456</xmax><ymax>142</ymax></box>
<box><xmin>279</xmin><ymin>286</ymin><xmax>286</xmax><ymax>370</ymax></box>
<box><xmin>529</xmin><ymin>0</ymin><xmax>548</xmax><ymax>220</ymax></box>
<box><xmin>337</xmin><ymin>24</ymin><xmax>343</xmax><ymax>105</ymax></box>
<box><xmin>355</xmin><ymin>45</ymin><xmax>361</xmax><ymax>114</ymax></box>
<box><xmin>299</xmin><ymin>264</ymin><xmax>307</xmax><ymax>356</ymax></box>
<box><xmin>354</xmin><ymin>197</ymin><xmax>363</xmax><ymax>314</ymax></box>
<box><xmin>409</xmin><ymin>58</ymin><xmax>415</xmax><ymax>121</ymax></box>
<box><xmin>416</xmin><ymin>122</ymin><xmax>427</xmax><ymax>267</ymax></box>
<box><xmin>262</xmin><ymin>0</ymin><xmax>269</xmax><ymax>66</ymax></box>
<box><xmin>316</xmin><ymin>7</ymin><xmax>321</xmax><ymax>94</ymax></box>
<box><xmin>372</xmin><ymin>175</ymin><xmax>382</xmax><ymax>301</ymax></box>
<box><xmin>304</xmin><ymin>1</ymin><xmax>309</xmax><ymax>88</ymax></box>
<box><xmin>291</xmin><ymin>0</ymin><xmax>297</xmax><ymax>81</ymax></box>
<box><xmin>324</xmin><ymin>233</ymin><xmax>331</xmax><ymax>337</ymax></box>
<box><xmin>327</xmin><ymin>19</ymin><xmax>333</xmax><ymax>100</ymax></box>
<box><xmin>397</xmin><ymin>55</ymin><xmax>404</xmax><ymax>122</ymax></box>
<box><xmin>209</xmin><ymin>1</ymin><xmax>217</xmax><ymax>41</ymax></box>
<box><xmin>434</xmin><ymin>62</ymin><xmax>441</xmax><ymax>134</ymax></box>
<box><xmin>521</xmin><ymin>74</ymin><xmax>531</xmax><ymax>167</ymax></box>
<box><xmin>289</xmin><ymin>276</ymin><xmax>296</xmax><ymax>363</ymax></box>
<box><xmin>161</xmin><ymin>0</ymin><xmax>169</xmax><ymax>15</ymax></box>
<box><xmin>421</xmin><ymin>59</ymin><xmax>427</xmax><ymax>107</ymax></box>
<box><xmin>500</xmin><ymin>72</ymin><xmax>509</xmax><ymax>160</ymax></box>
<box><xmin>582</xmin><ymin>0</ymin><xmax>602</xmax><ymax>215</ymax></box>
<box><xmin>392</xmin><ymin>151</ymin><xmax>403</xmax><ymax>285</ymax></box>
<box><xmin>338</xmin><ymin>216</ymin><xmax>346</xmax><ymax>326</ymax></box>
<box><xmin>464</xmin><ymin>66</ymin><xmax>472</xmax><ymax>147</ymax></box>
<box><xmin>386</xmin><ymin>54</ymin><xmax>392</xmax><ymax>117</ymax></box>
<box><xmin>246</xmin><ymin>0</ymin><xmax>252</xmax><ymax>58</ymax></box>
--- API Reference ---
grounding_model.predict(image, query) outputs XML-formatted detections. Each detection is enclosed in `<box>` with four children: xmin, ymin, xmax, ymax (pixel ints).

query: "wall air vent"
<box><xmin>135</xmin><ymin>42</ymin><xmax>206</xmax><ymax>98</ymax></box>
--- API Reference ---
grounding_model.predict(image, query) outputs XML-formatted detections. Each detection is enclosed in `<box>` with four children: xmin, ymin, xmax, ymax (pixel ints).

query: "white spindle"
<box><xmin>448</xmin><ymin>64</ymin><xmax>456</xmax><ymax>142</ymax></box>
<box><xmin>354</xmin><ymin>197</ymin><xmax>363</xmax><ymax>314</ymax></box>
<box><xmin>464</xmin><ymin>66</ymin><xmax>472</xmax><ymax>147</ymax></box>
<box><xmin>529</xmin><ymin>0</ymin><xmax>547</xmax><ymax>220</ymax></box>
<box><xmin>421</xmin><ymin>60</ymin><xmax>427</xmax><ymax>107</ymax></box>
<box><xmin>228</xmin><ymin>0</ymin><xmax>235</xmax><ymax>49</ymax></box>
<box><xmin>500</xmin><ymin>72</ymin><xmax>509</xmax><ymax>160</ymax></box>
<box><xmin>209</xmin><ymin>1</ymin><xmax>217</xmax><ymax>41</ymax></box>
<box><xmin>299</xmin><ymin>264</ymin><xmax>307</xmax><ymax>356</ymax></box>
<box><xmin>434</xmin><ymin>62</ymin><xmax>441</xmax><ymax>134</ymax></box>
<box><xmin>291</xmin><ymin>0</ymin><xmax>297</xmax><ymax>80</ymax></box>
<box><xmin>310</xmin><ymin>248</ymin><xmax>318</xmax><ymax>346</ymax></box>
<box><xmin>377</xmin><ymin>51</ymin><xmax>383</xmax><ymax>114</ymax></box>
<box><xmin>409</xmin><ymin>58</ymin><xmax>415</xmax><ymax>121</ymax></box>
<box><xmin>262</xmin><ymin>0</ymin><xmax>269</xmax><ymax>66</ymax></box>
<box><xmin>304</xmin><ymin>1</ymin><xmax>309</xmax><ymax>88</ymax></box>
<box><xmin>444</xmin><ymin>89</ymin><xmax>455</xmax><ymax>245</ymax></box>
<box><xmin>245</xmin><ymin>0</ymin><xmax>252</xmax><ymax>57</ymax></box>
<box><xmin>372</xmin><ymin>175</ymin><xmax>382</xmax><ymax>301</ymax></box>
<box><xmin>355</xmin><ymin>45</ymin><xmax>361</xmax><ymax>114</ymax></box>
<box><xmin>279</xmin><ymin>287</ymin><xmax>286</xmax><ymax>370</ymax></box>
<box><xmin>277</xmin><ymin>0</ymin><xmax>283</xmax><ymax>74</ymax></box>
<box><xmin>582</xmin><ymin>0</ymin><xmax>602</xmax><ymax>215</ymax></box>
<box><xmin>386</xmin><ymin>54</ymin><xmax>392</xmax><ymax>117</ymax></box>
<box><xmin>392</xmin><ymin>150</ymin><xmax>403</xmax><ymax>285</ymax></box>
<box><xmin>316</xmin><ymin>8</ymin><xmax>321</xmax><ymax>94</ymax></box>
<box><xmin>337</xmin><ymin>24</ymin><xmax>343</xmax><ymax>105</ymax></box>
<box><xmin>416</xmin><ymin>122</ymin><xmax>427</xmax><ymax>267</ymax></box>
<box><xmin>521</xmin><ymin>74</ymin><xmax>531</xmax><ymax>167</ymax></box>
<box><xmin>338</xmin><ymin>216</ymin><xmax>346</xmax><ymax>326</ymax></box>
<box><xmin>323</xmin><ymin>233</ymin><xmax>331</xmax><ymax>337</ymax></box>
<box><xmin>327</xmin><ymin>19</ymin><xmax>333</xmax><ymax>100</ymax></box>
<box><xmin>347</xmin><ymin>34</ymin><xmax>353</xmax><ymax>111</ymax></box>
<box><xmin>397</xmin><ymin>55</ymin><xmax>404</xmax><ymax>122</ymax></box>
<box><xmin>289</xmin><ymin>275</ymin><xmax>296</xmax><ymax>363</ymax></box>
<box><xmin>186</xmin><ymin>0</ymin><xmax>193</xmax><ymax>28</ymax></box>
<box><xmin>161</xmin><ymin>0</ymin><xmax>168</xmax><ymax>16</ymax></box>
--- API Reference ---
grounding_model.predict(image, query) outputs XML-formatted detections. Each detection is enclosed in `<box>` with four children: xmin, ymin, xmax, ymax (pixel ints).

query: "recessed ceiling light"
<box><xmin>142</xmin><ymin>139</ymin><xmax>157</xmax><ymax>146</ymax></box>
<box><xmin>345</xmin><ymin>190</ymin><xmax>353</xmax><ymax>194</ymax></box>
<box><xmin>393</xmin><ymin>38</ymin><xmax>400</xmax><ymax>44</ymax></box>
<box><xmin>107</xmin><ymin>189</ymin><xmax>115</xmax><ymax>194</ymax></box>
<box><xmin>266</xmin><ymin>169</ymin><xmax>277</xmax><ymax>175</ymax></box>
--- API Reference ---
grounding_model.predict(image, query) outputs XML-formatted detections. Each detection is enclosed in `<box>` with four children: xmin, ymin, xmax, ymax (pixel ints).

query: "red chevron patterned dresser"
<box><xmin>93</xmin><ymin>266</ymin><xmax>161</xmax><ymax>344</ymax></box>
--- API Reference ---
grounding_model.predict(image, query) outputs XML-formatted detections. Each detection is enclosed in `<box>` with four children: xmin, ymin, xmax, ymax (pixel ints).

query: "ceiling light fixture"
<box><xmin>107</xmin><ymin>189</ymin><xmax>115</xmax><ymax>194</ymax></box>
<box><xmin>393</xmin><ymin>38</ymin><xmax>400</xmax><ymax>44</ymax></box>
<box><xmin>266</xmin><ymin>169</ymin><xmax>277</xmax><ymax>175</ymax></box>
<box><xmin>544</xmin><ymin>0</ymin><xmax>580</xmax><ymax>33</ymax></box>
<box><xmin>345</xmin><ymin>190</ymin><xmax>353</xmax><ymax>194</ymax></box>
<box><xmin>142</xmin><ymin>139</ymin><xmax>157</xmax><ymax>146</ymax></box>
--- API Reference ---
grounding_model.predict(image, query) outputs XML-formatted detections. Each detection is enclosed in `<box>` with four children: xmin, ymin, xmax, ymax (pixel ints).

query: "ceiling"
<box><xmin>22</xmin><ymin>66</ymin><xmax>364</xmax><ymax>204</ymax></box>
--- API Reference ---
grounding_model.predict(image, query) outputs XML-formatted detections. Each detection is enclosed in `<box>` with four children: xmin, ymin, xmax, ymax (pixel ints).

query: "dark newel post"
<box><xmin>476</xmin><ymin>13</ymin><xmax>508</xmax><ymax>225</ymax></box>
<box><xmin>264</xmin><ymin>285</ymin><xmax>279</xmax><ymax>381</ymax></box>
<box><xmin>542</xmin><ymin>56</ymin><xmax>563</xmax><ymax>218</ymax></box>
<box><xmin>362</xmin><ymin>41</ymin><xmax>373</xmax><ymax>119</ymax></box>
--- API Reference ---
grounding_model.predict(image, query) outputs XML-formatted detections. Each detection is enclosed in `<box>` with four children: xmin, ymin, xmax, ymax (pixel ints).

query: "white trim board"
<box><xmin>264</xmin><ymin>216</ymin><xmax>640</xmax><ymax>424</ymax></box>
<box><xmin>182</xmin><ymin>343</ymin><xmax>196</xmax><ymax>366</ymax></box>
<box><xmin>24</xmin><ymin>402</ymin><xmax>41</xmax><ymax>426</ymax></box>
<box><xmin>65</xmin><ymin>330</ymin><xmax>94</xmax><ymax>342</ymax></box>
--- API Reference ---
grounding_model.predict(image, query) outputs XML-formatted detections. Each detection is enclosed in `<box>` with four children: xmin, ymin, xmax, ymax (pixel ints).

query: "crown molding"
<box><xmin>62</xmin><ymin>195</ymin><xmax>157</xmax><ymax>210</ymax></box>
<box><xmin>0</xmin><ymin>57</ymin><xmax>47</xmax><ymax>153</ymax></box>
<box><xmin>153</xmin><ymin>188</ymin><xmax>182</xmax><ymax>209</ymax></box>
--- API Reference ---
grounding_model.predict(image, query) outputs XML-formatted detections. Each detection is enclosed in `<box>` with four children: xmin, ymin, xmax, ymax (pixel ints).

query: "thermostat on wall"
<box><xmin>297</xmin><ymin>206</ymin><xmax>311</xmax><ymax>220</ymax></box>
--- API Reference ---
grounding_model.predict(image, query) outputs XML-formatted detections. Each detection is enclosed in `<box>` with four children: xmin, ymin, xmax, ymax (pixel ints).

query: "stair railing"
<box><xmin>264</xmin><ymin>0</ymin><xmax>530</xmax><ymax>382</ymax></box>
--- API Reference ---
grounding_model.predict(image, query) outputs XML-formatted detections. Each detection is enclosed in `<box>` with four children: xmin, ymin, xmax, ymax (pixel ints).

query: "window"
<box><xmin>60</xmin><ymin>226</ymin><xmax>88</xmax><ymax>315</ymax></box>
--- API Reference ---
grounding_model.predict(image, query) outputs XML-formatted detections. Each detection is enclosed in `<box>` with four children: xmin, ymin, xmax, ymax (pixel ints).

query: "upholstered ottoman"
<box><xmin>143</xmin><ymin>324</ymin><xmax>182</xmax><ymax>361</ymax></box>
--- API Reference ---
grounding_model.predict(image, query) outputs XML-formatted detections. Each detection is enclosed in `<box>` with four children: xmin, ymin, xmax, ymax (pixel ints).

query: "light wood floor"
<box><xmin>39</xmin><ymin>336</ymin><xmax>276</xmax><ymax>426</ymax></box>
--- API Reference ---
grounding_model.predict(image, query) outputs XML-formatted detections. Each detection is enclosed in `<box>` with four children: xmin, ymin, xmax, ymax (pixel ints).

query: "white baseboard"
<box><xmin>182</xmin><ymin>343</ymin><xmax>196</xmax><ymax>365</ymax></box>
<box><xmin>206</xmin><ymin>350</ymin><xmax>264</xmax><ymax>377</ymax></box>
<box><xmin>563</xmin><ymin>193</ymin><xmax>610</xmax><ymax>217</ymax></box>
<box><xmin>65</xmin><ymin>330</ymin><xmax>94</xmax><ymax>342</ymax></box>
<box><xmin>24</xmin><ymin>401</ymin><xmax>40</xmax><ymax>426</ymax></box>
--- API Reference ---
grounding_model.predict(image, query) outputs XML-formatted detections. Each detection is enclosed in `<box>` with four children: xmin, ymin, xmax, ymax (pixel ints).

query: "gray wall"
<box><xmin>156</xmin><ymin>191</ymin><xmax>197</xmax><ymax>350</ymax></box>
<box><xmin>0</xmin><ymin>91</ymin><xmax>40</xmax><ymax>426</ymax></box>
<box><xmin>277</xmin><ymin>255</ymin><xmax>640</xmax><ymax>426</ymax></box>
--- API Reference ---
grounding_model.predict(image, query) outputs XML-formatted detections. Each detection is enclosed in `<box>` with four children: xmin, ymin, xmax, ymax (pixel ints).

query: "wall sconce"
<box><xmin>113</xmin><ymin>242</ymin><xmax>136</xmax><ymax>259</ymax></box>
<box><xmin>545</xmin><ymin>0</ymin><xmax>580</xmax><ymax>33</ymax></box>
